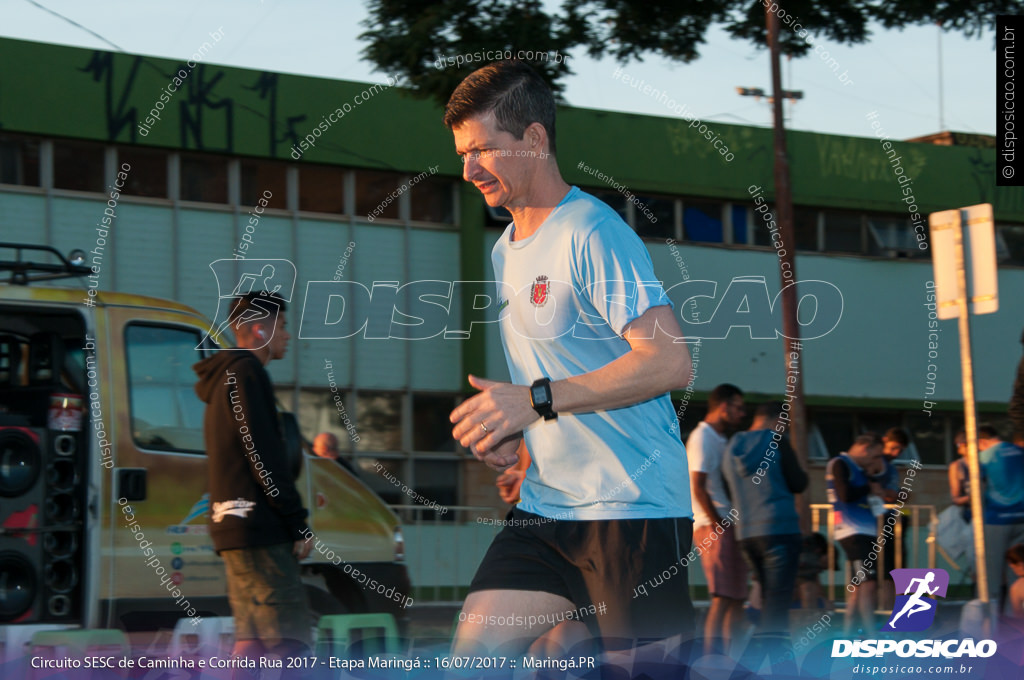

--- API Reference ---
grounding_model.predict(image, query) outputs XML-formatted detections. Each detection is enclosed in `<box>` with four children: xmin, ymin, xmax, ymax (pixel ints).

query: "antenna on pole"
<box><xmin>938</xmin><ymin>23</ymin><xmax>945</xmax><ymax>130</ymax></box>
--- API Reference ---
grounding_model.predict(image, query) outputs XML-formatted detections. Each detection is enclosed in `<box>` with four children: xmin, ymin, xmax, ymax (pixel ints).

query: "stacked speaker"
<box><xmin>0</xmin><ymin>333</ymin><xmax>86</xmax><ymax>624</ymax></box>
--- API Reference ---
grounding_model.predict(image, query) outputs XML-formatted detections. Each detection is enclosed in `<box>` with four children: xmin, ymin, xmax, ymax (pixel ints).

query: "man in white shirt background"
<box><xmin>688</xmin><ymin>383</ymin><xmax>747</xmax><ymax>654</ymax></box>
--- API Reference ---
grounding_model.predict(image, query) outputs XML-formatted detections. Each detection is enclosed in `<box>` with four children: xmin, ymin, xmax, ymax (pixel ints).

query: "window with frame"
<box><xmin>410</xmin><ymin>177</ymin><xmax>455</xmax><ymax>224</ymax></box>
<box><xmin>0</xmin><ymin>134</ymin><xmax>41</xmax><ymax>187</ymax></box>
<box><xmin>412</xmin><ymin>459</ymin><xmax>458</xmax><ymax>520</ymax></box>
<box><xmin>299</xmin><ymin>165</ymin><xmax>345</xmax><ymax>214</ymax></box>
<box><xmin>809</xmin><ymin>409</ymin><xmax>855</xmax><ymax>459</ymax></box>
<box><xmin>294</xmin><ymin>387</ymin><xmax>356</xmax><ymax>454</ymax></box>
<box><xmin>355</xmin><ymin>390</ymin><xmax>403</xmax><ymax>452</ymax></box>
<box><xmin>180</xmin><ymin>154</ymin><xmax>228</xmax><ymax>204</ymax></box>
<box><xmin>53</xmin><ymin>140</ymin><xmax>105</xmax><ymax>192</ymax></box>
<box><xmin>413</xmin><ymin>394</ymin><xmax>458</xmax><ymax>453</ymax></box>
<box><xmin>794</xmin><ymin>207</ymin><xmax>820</xmax><ymax>251</ymax></box>
<box><xmin>905</xmin><ymin>412</ymin><xmax>948</xmax><ymax>466</ymax></box>
<box><xmin>118</xmin><ymin>148</ymin><xmax>168</xmax><ymax>198</ymax></box>
<box><xmin>126</xmin><ymin>324</ymin><xmax>210</xmax><ymax>453</ymax></box>
<box><xmin>868</xmin><ymin>215</ymin><xmax>926</xmax><ymax>256</ymax></box>
<box><xmin>355</xmin><ymin>169</ymin><xmax>403</xmax><ymax>220</ymax></box>
<box><xmin>731</xmin><ymin>204</ymin><xmax>750</xmax><ymax>244</ymax></box>
<box><xmin>635</xmin><ymin>195</ymin><xmax>675</xmax><ymax>239</ymax></box>
<box><xmin>358</xmin><ymin>457</ymin><xmax>405</xmax><ymax>505</ymax></box>
<box><xmin>241</xmin><ymin>160</ymin><xmax>287</xmax><ymax>209</ymax></box>
<box><xmin>683</xmin><ymin>200</ymin><xmax>724</xmax><ymax>243</ymax></box>
<box><xmin>592</xmin><ymin>189</ymin><xmax>628</xmax><ymax>222</ymax></box>
<box><xmin>997</xmin><ymin>224</ymin><xmax>1024</xmax><ymax>266</ymax></box>
<box><xmin>824</xmin><ymin>211</ymin><xmax>864</xmax><ymax>254</ymax></box>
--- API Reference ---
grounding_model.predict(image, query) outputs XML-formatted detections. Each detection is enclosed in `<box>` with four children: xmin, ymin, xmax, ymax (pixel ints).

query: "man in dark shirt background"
<box><xmin>723</xmin><ymin>401</ymin><xmax>808</xmax><ymax>664</ymax></box>
<box><xmin>194</xmin><ymin>292</ymin><xmax>312</xmax><ymax>661</ymax></box>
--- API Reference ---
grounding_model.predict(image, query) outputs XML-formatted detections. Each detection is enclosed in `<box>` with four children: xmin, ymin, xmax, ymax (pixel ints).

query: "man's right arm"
<box><xmin>779</xmin><ymin>439</ymin><xmax>809</xmax><ymax>494</ymax></box>
<box><xmin>690</xmin><ymin>470</ymin><xmax>721</xmax><ymax>525</ymax></box>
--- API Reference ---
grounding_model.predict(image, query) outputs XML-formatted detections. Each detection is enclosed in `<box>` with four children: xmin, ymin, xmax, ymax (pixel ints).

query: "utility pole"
<box><xmin>766</xmin><ymin>5</ymin><xmax>810</xmax><ymax>531</ymax></box>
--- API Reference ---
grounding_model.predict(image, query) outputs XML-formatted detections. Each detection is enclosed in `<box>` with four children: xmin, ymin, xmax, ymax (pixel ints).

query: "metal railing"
<box><xmin>395</xmin><ymin>503</ymin><xmax>939</xmax><ymax>608</ymax></box>
<box><xmin>811</xmin><ymin>503</ymin><xmax>937</xmax><ymax>607</ymax></box>
<box><xmin>390</xmin><ymin>504</ymin><xmax>503</xmax><ymax>604</ymax></box>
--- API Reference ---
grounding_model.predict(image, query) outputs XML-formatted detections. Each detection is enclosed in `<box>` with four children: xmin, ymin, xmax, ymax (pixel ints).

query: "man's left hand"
<box><xmin>450</xmin><ymin>375</ymin><xmax>538</xmax><ymax>453</ymax></box>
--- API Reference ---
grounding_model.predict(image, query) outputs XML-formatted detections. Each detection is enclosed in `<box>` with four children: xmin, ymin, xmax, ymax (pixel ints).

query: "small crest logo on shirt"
<box><xmin>882</xmin><ymin>568</ymin><xmax>949</xmax><ymax>632</ymax></box>
<box><xmin>531</xmin><ymin>275</ymin><xmax>550</xmax><ymax>307</ymax></box>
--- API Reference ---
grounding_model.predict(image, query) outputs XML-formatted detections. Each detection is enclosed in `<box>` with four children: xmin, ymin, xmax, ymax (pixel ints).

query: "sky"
<box><xmin>0</xmin><ymin>0</ymin><xmax>998</xmax><ymax>141</ymax></box>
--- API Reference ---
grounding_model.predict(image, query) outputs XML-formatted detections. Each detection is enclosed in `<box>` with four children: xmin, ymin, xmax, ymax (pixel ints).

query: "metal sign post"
<box><xmin>928</xmin><ymin>204</ymin><xmax>998</xmax><ymax>617</ymax></box>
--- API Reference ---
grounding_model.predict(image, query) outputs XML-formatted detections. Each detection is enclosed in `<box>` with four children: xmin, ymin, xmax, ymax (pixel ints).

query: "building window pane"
<box><xmin>295</xmin><ymin>388</ymin><xmax>356</xmax><ymax>453</ymax></box>
<box><xmin>0</xmin><ymin>135</ymin><xmax>41</xmax><ymax>186</ymax></box>
<box><xmin>868</xmin><ymin>215</ymin><xmax>927</xmax><ymax>256</ymax></box>
<box><xmin>357</xmin><ymin>458</ymin><xmax>404</xmax><ymax>505</ymax></box>
<box><xmin>753</xmin><ymin>204</ymin><xmax>774</xmax><ymax>246</ymax></box>
<box><xmin>53</xmin><ymin>140</ymin><xmax>104</xmax><ymax>192</ymax></box>
<box><xmin>794</xmin><ymin>207</ymin><xmax>819</xmax><ymax>251</ymax></box>
<box><xmin>412</xmin><ymin>459</ymin><xmax>458</xmax><ymax>520</ymax></box>
<box><xmin>180</xmin><ymin>155</ymin><xmax>228</xmax><ymax>203</ymax></box>
<box><xmin>732</xmin><ymin>205</ymin><xmax>749</xmax><ymax>244</ymax></box>
<box><xmin>905</xmin><ymin>413</ymin><xmax>948</xmax><ymax>466</ymax></box>
<box><xmin>484</xmin><ymin>204</ymin><xmax>512</xmax><ymax>228</ymax></box>
<box><xmin>997</xmin><ymin>224</ymin><xmax>1024</xmax><ymax>266</ymax></box>
<box><xmin>635</xmin><ymin>196</ymin><xmax>675</xmax><ymax>239</ymax></box>
<box><xmin>810</xmin><ymin>409</ymin><xmax>856</xmax><ymax>458</ymax></box>
<box><xmin>355</xmin><ymin>391</ymin><xmax>402</xmax><ymax>452</ymax></box>
<box><xmin>413</xmin><ymin>394</ymin><xmax>457</xmax><ymax>452</ymax></box>
<box><xmin>241</xmin><ymin>160</ymin><xmax>287</xmax><ymax>209</ymax></box>
<box><xmin>824</xmin><ymin>211</ymin><xmax>863</xmax><ymax>253</ymax></box>
<box><xmin>118</xmin><ymin>148</ymin><xmax>167</xmax><ymax>198</ymax></box>
<box><xmin>299</xmin><ymin>165</ymin><xmax>345</xmax><ymax>214</ymax></box>
<box><xmin>356</xmin><ymin>170</ymin><xmax>403</xmax><ymax>220</ymax></box>
<box><xmin>684</xmin><ymin>200</ymin><xmax>724</xmax><ymax>243</ymax></box>
<box><xmin>856</xmin><ymin>411</ymin><xmax>902</xmax><ymax>438</ymax></box>
<box><xmin>410</xmin><ymin>177</ymin><xmax>454</xmax><ymax>224</ymax></box>
<box><xmin>591</xmin><ymin>189</ymin><xmax>627</xmax><ymax>222</ymax></box>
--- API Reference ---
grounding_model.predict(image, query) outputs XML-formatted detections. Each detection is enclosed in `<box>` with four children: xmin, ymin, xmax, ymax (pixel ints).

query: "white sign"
<box><xmin>928</xmin><ymin>204</ymin><xmax>998</xmax><ymax>319</ymax></box>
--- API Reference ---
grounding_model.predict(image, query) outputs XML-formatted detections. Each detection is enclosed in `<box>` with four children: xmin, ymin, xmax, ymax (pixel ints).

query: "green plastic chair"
<box><xmin>315</xmin><ymin>613</ymin><xmax>400</xmax><ymax>658</ymax></box>
<box><xmin>30</xmin><ymin>628</ymin><xmax>129</xmax><ymax>665</ymax></box>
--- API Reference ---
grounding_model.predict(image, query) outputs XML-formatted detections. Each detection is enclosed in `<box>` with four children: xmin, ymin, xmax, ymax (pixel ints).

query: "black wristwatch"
<box><xmin>530</xmin><ymin>377</ymin><xmax>557</xmax><ymax>421</ymax></box>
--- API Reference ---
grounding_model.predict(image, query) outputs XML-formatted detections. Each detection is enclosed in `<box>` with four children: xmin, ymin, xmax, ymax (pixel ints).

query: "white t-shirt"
<box><xmin>686</xmin><ymin>421</ymin><xmax>731</xmax><ymax>528</ymax></box>
<box><xmin>492</xmin><ymin>186</ymin><xmax>691</xmax><ymax>521</ymax></box>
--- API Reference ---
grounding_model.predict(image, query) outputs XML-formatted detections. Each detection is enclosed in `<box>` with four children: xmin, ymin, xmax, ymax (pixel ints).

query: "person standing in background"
<box><xmin>688</xmin><ymin>383</ymin><xmax>747</xmax><ymax>654</ymax></box>
<box><xmin>826</xmin><ymin>433</ymin><xmax>885</xmax><ymax>634</ymax></box>
<box><xmin>1010</xmin><ymin>329</ymin><xmax>1024</xmax><ymax>447</ymax></box>
<box><xmin>193</xmin><ymin>292</ymin><xmax>313</xmax><ymax>664</ymax></box>
<box><xmin>722</xmin><ymin>401</ymin><xmax>808</xmax><ymax>662</ymax></box>
<box><xmin>977</xmin><ymin>425</ymin><xmax>1024</xmax><ymax>610</ymax></box>
<box><xmin>312</xmin><ymin>432</ymin><xmax>340</xmax><ymax>460</ymax></box>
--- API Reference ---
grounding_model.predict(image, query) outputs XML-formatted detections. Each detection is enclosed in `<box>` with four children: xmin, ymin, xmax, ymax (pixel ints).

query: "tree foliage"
<box><xmin>361</xmin><ymin>0</ymin><xmax>1020</xmax><ymax>105</ymax></box>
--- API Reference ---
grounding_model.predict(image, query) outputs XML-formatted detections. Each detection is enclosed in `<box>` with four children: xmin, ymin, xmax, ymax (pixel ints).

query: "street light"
<box><xmin>735</xmin><ymin>86</ymin><xmax>803</xmax><ymax>103</ymax></box>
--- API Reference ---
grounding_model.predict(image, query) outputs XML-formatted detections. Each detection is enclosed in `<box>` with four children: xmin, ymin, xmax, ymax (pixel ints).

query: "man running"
<box><xmin>445</xmin><ymin>60</ymin><xmax>695</xmax><ymax>656</ymax></box>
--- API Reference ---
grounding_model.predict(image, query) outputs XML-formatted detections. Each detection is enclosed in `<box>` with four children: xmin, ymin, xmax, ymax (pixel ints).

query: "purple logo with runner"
<box><xmin>882</xmin><ymin>568</ymin><xmax>949</xmax><ymax>632</ymax></box>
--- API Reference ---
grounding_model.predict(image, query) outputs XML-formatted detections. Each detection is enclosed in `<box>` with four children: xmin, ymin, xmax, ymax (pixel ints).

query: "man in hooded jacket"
<box><xmin>722</xmin><ymin>401</ymin><xmax>808</xmax><ymax>653</ymax></box>
<box><xmin>193</xmin><ymin>291</ymin><xmax>312</xmax><ymax>660</ymax></box>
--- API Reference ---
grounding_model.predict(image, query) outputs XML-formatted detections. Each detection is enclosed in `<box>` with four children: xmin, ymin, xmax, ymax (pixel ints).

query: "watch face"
<box><xmin>531</xmin><ymin>386</ymin><xmax>546</xmax><ymax>404</ymax></box>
